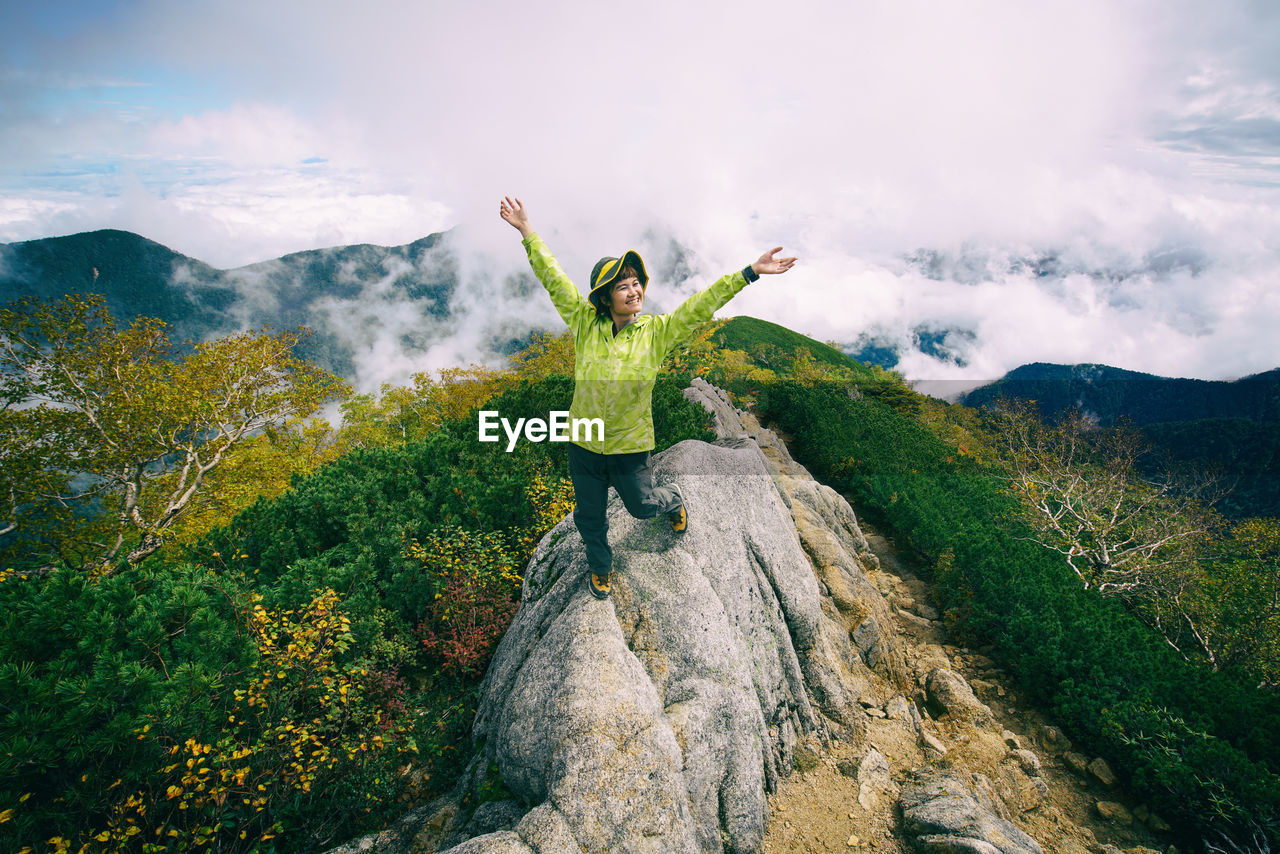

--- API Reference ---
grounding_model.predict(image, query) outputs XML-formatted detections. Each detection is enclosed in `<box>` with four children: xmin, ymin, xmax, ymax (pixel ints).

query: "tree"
<box><xmin>1196</xmin><ymin>518</ymin><xmax>1280</xmax><ymax>687</ymax></box>
<box><xmin>0</xmin><ymin>294</ymin><xmax>349</xmax><ymax>573</ymax></box>
<box><xmin>985</xmin><ymin>399</ymin><xmax>1224</xmax><ymax>665</ymax></box>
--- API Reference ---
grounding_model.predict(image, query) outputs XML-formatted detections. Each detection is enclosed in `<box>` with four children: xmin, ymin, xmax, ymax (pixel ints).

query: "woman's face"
<box><xmin>609</xmin><ymin>275</ymin><xmax>644</xmax><ymax>317</ymax></box>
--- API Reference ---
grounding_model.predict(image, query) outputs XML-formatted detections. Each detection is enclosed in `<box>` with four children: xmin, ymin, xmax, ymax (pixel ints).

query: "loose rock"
<box><xmin>925</xmin><ymin>668</ymin><xmax>996</xmax><ymax>725</ymax></box>
<box><xmin>886</xmin><ymin>696</ymin><xmax>910</xmax><ymax>720</ymax></box>
<box><xmin>1063</xmin><ymin>751</ymin><xmax>1090</xmax><ymax>775</ymax></box>
<box><xmin>900</xmin><ymin>770</ymin><xmax>1045</xmax><ymax>854</ymax></box>
<box><xmin>1037</xmin><ymin>725</ymin><xmax>1071</xmax><ymax>754</ymax></box>
<box><xmin>1088</xmin><ymin>757</ymin><xmax>1119</xmax><ymax>788</ymax></box>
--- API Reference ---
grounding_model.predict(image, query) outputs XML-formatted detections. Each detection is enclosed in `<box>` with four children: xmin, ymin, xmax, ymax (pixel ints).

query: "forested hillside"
<box><xmin>962</xmin><ymin>362</ymin><xmax>1280</xmax><ymax>519</ymax></box>
<box><xmin>0</xmin><ymin>229</ymin><xmax>457</xmax><ymax>377</ymax></box>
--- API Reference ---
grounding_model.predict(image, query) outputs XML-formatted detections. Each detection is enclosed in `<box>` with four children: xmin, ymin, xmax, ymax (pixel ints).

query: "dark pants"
<box><xmin>567</xmin><ymin>443</ymin><xmax>682</xmax><ymax>576</ymax></box>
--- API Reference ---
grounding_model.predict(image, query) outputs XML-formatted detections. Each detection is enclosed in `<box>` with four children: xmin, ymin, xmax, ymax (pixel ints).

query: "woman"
<box><xmin>499</xmin><ymin>196</ymin><xmax>796</xmax><ymax>599</ymax></box>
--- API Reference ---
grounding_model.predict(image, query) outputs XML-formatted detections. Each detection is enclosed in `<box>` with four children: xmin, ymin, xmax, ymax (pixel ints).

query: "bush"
<box><xmin>0</xmin><ymin>563</ymin><xmax>254</xmax><ymax>851</ymax></box>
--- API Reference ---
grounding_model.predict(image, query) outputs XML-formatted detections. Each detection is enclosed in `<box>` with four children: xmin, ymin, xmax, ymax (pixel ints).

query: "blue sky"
<box><xmin>2</xmin><ymin>0</ymin><xmax>1279</xmax><ymax>387</ymax></box>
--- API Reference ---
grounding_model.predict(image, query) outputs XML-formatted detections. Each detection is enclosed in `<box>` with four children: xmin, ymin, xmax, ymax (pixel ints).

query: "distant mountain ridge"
<box><xmin>961</xmin><ymin>361</ymin><xmax>1280</xmax><ymax>426</ymax></box>
<box><xmin>0</xmin><ymin>228</ymin><xmax>459</xmax><ymax>378</ymax></box>
<box><xmin>962</xmin><ymin>362</ymin><xmax>1280</xmax><ymax>519</ymax></box>
<box><xmin>0</xmin><ymin>229</ymin><xmax>238</xmax><ymax>339</ymax></box>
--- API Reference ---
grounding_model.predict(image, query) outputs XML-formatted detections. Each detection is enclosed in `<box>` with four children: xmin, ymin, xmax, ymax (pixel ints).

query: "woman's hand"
<box><xmin>499</xmin><ymin>196</ymin><xmax>534</xmax><ymax>238</ymax></box>
<box><xmin>751</xmin><ymin>247</ymin><xmax>798</xmax><ymax>276</ymax></box>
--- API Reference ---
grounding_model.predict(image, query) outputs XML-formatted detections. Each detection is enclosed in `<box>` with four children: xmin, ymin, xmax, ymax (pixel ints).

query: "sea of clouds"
<box><xmin>2</xmin><ymin>0</ymin><xmax>1278</xmax><ymax>392</ymax></box>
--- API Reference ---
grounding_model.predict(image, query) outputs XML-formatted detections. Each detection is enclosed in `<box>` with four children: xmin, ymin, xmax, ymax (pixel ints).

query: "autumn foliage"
<box><xmin>0</xmin><ymin>295</ymin><xmax>348</xmax><ymax>574</ymax></box>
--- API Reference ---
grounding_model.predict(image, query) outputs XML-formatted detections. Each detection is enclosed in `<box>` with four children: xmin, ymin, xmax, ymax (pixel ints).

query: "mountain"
<box><xmin>0</xmin><ymin>229</ymin><xmax>459</xmax><ymax>378</ymax></box>
<box><xmin>711</xmin><ymin>314</ymin><xmax>874</xmax><ymax>374</ymax></box>
<box><xmin>0</xmin><ymin>229</ymin><xmax>239</xmax><ymax>341</ymax></box>
<box><xmin>962</xmin><ymin>362</ymin><xmax>1280</xmax><ymax>518</ymax></box>
<box><xmin>960</xmin><ymin>362</ymin><xmax>1280</xmax><ymax>426</ymax></box>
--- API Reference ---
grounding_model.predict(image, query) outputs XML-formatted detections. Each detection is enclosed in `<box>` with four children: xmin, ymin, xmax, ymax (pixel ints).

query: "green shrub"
<box><xmin>0</xmin><ymin>563</ymin><xmax>254</xmax><ymax>851</ymax></box>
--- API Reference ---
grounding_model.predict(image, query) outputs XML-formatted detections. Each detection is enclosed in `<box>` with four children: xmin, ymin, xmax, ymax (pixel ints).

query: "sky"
<box><xmin>2</xmin><ymin>0</ymin><xmax>1279</xmax><ymax>390</ymax></box>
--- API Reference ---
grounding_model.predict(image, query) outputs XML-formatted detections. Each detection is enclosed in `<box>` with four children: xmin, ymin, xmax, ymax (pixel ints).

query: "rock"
<box><xmin>995</xmin><ymin>755</ymin><xmax>1050</xmax><ymax>813</ymax></box>
<box><xmin>925</xmin><ymin>668</ymin><xmax>996</xmax><ymax>726</ymax></box>
<box><xmin>886</xmin><ymin>696</ymin><xmax>911</xmax><ymax>719</ymax></box>
<box><xmin>1132</xmin><ymin>804</ymin><xmax>1150</xmax><ymax>823</ymax></box>
<box><xmin>970</xmin><ymin>653</ymin><xmax>996</xmax><ymax>670</ymax></box>
<box><xmin>436</xmin><ymin>833</ymin><xmax>531</xmax><ymax>854</ymax></box>
<box><xmin>900</xmin><ymin>770</ymin><xmax>1046</xmax><ymax>854</ymax></box>
<box><xmin>856</xmin><ymin>748</ymin><xmax>896</xmax><ymax>811</ymax></box>
<box><xmin>922</xmin><ymin>731</ymin><xmax>949</xmax><ymax>756</ymax></box>
<box><xmin>865</xmin><ymin>707</ymin><xmax>886</xmax><ymax>718</ymax></box>
<box><xmin>1037</xmin><ymin>725</ymin><xmax>1070</xmax><ymax>754</ymax></box>
<box><xmin>324</xmin><ymin>794</ymin><xmax>462</xmax><ymax>854</ymax></box>
<box><xmin>1095</xmin><ymin>801</ymin><xmax>1133</xmax><ymax>826</ymax></box>
<box><xmin>1063</xmin><ymin>752</ymin><xmax>1090</xmax><ymax>775</ymax></box>
<box><xmin>1087</xmin><ymin>757</ymin><xmax>1119</xmax><ymax>788</ymax></box>
<box><xmin>897</xmin><ymin>607</ymin><xmax>934</xmax><ymax>629</ymax></box>
<box><xmin>512</xmin><ymin>805</ymin><xmax>584</xmax><ymax>854</ymax></box>
<box><xmin>970</xmin><ymin>678</ymin><xmax>997</xmax><ymax>697</ymax></box>
<box><xmin>847</xmin><ymin>833</ymin><xmax>859</xmax><ymax>847</ymax></box>
<box><xmin>1010</xmin><ymin>749</ymin><xmax>1042</xmax><ymax>775</ymax></box>
<box><xmin>914</xmin><ymin>601</ymin><xmax>941</xmax><ymax>621</ymax></box>
<box><xmin>1002</xmin><ymin>731</ymin><xmax>1021</xmax><ymax>750</ymax></box>
<box><xmin>461</xmin><ymin>800</ymin><xmax>524</xmax><ymax>839</ymax></box>
<box><xmin>433</xmin><ymin>434</ymin><xmax>897</xmax><ymax>854</ymax></box>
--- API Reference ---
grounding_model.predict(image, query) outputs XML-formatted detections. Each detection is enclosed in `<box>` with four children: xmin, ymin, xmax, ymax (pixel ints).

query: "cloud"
<box><xmin>3</xmin><ymin>0</ymin><xmax>1280</xmax><ymax>387</ymax></box>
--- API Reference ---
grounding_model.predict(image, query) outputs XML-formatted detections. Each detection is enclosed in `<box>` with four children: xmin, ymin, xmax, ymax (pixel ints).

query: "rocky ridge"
<box><xmin>327</xmin><ymin>378</ymin><xmax>1177</xmax><ymax>854</ymax></box>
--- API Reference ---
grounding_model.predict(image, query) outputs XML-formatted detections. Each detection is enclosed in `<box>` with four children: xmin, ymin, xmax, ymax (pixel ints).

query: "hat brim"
<box><xmin>589</xmin><ymin>250</ymin><xmax>648</xmax><ymax>301</ymax></box>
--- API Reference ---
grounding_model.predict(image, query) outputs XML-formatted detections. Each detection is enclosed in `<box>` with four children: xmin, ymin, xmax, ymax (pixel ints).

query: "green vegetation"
<box><xmin>1</xmin><ymin>295</ymin><xmax>348</xmax><ymax>575</ymax></box>
<box><xmin>963</xmin><ymin>363</ymin><xmax>1280</xmax><ymax>519</ymax></box>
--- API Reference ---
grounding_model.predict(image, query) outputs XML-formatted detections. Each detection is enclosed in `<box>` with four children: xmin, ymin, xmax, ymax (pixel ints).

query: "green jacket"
<box><xmin>522</xmin><ymin>232</ymin><xmax>752</xmax><ymax>454</ymax></box>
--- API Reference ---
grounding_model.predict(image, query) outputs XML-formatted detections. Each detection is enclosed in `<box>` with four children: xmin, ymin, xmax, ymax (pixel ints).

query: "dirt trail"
<box><xmin>761</xmin><ymin>519</ymin><xmax>1177</xmax><ymax>854</ymax></box>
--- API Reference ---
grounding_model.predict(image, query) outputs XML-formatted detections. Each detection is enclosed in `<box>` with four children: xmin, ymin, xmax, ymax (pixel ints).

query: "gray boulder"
<box><xmin>925</xmin><ymin>668</ymin><xmax>995</xmax><ymax>726</ymax></box>
<box><xmin>447</xmin><ymin>436</ymin><xmax>887</xmax><ymax>853</ymax></box>
<box><xmin>900</xmin><ymin>771</ymin><xmax>1045</xmax><ymax>854</ymax></box>
<box><xmin>684</xmin><ymin>378</ymin><xmax>906</xmax><ymax>689</ymax></box>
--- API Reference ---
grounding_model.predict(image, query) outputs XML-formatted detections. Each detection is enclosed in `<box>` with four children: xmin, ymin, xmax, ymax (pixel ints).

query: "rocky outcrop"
<box><xmin>347</xmin><ymin>378</ymin><xmax>902</xmax><ymax>854</ymax></box>
<box><xmin>434</xmin><ymin>433</ymin><xmax>888</xmax><ymax>854</ymax></box>
<box><xmin>926</xmin><ymin>667</ymin><xmax>996</xmax><ymax>726</ymax></box>
<box><xmin>328</xmin><ymin>380</ymin><xmax>1168</xmax><ymax>854</ymax></box>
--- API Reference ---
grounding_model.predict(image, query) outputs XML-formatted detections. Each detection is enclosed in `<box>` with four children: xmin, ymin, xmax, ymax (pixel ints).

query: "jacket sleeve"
<box><xmin>651</xmin><ymin>270</ymin><xmax>751</xmax><ymax>354</ymax></box>
<box><xmin>522</xmin><ymin>233</ymin><xmax>593</xmax><ymax>331</ymax></box>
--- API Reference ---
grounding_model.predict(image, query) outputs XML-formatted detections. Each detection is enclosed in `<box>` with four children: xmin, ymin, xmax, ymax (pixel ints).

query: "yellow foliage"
<box><xmin>73</xmin><ymin>589</ymin><xmax>415</xmax><ymax>852</ymax></box>
<box><xmin>507</xmin><ymin>330</ymin><xmax>576</xmax><ymax>380</ymax></box>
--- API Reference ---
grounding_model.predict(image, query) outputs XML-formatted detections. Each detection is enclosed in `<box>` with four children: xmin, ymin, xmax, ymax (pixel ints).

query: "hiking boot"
<box><xmin>587</xmin><ymin>572</ymin><xmax>611</xmax><ymax>600</ymax></box>
<box><xmin>668</xmin><ymin>484</ymin><xmax>688</xmax><ymax>534</ymax></box>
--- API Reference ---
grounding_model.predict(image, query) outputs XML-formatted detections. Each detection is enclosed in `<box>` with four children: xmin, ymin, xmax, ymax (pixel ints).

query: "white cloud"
<box><xmin>3</xmin><ymin>0</ymin><xmax>1280</xmax><ymax>384</ymax></box>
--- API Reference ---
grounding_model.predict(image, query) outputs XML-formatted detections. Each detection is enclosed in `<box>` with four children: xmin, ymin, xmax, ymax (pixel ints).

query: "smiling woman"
<box><xmin>498</xmin><ymin>195</ymin><xmax>796</xmax><ymax>600</ymax></box>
